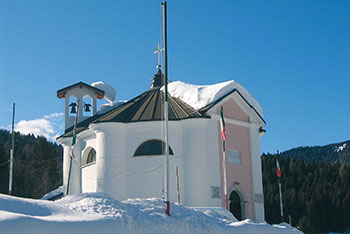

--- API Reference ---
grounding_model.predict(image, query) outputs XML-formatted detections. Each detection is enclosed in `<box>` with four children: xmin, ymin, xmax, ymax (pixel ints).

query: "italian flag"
<box><xmin>72</xmin><ymin>126</ymin><xmax>77</xmax><ymax>146</ymax></box>
<box><xmin>276</xmin><ymin>159</ymin><xmax>281</xmax><ymax>178</ymax></box>
<box><xmin>220</xmin><ymin>106</ymin><xmax>226</xmax><ymax>151</ymax></box>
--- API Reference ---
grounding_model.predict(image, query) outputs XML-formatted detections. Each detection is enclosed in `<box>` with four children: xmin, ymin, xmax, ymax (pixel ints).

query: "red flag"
<box><xmin>276</xmin><ymin>159</ymin><xmax>281</xmax><ymax>178</ymax></box>
<box><xmin>220</xmin><ymin>107</ymin><xmax>226</xmax><ymax>151</ymax></box>
<box><xmin>69</xmin><ymin>150</ymin><xmax>75</xmax><ymax>158</ymax></box>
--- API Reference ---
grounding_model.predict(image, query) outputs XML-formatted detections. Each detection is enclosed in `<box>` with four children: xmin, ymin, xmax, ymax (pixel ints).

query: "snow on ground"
<box><xmin>165</xmin><ymin>80</ymin><xmax>263</xmax><ymax>117</ymax></box>
<box><xmin>40</xmin><ymin>186</ymin><xmax>63</xmax><ymax>200</ymax></box>
<box><xmin>336</xmin><ymin>143</ymin><xmax>347</xmax><ymax>152</ymax></box>
<box><xmin>0</xmin><ymin>193</ymin><xmax>302</xmax><ymax>234</ymax></box>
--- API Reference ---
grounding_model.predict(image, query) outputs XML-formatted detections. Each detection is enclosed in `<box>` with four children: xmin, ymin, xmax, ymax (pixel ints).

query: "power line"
<box><xmin>16</xmin><ymin>157</ymin><xmax>62</xmax><ymax>163</ymax></box>
<box><xmin>0</xmin><ymin>160</ymin><xmax>9</xmax><ymax>167</ymax></box>
<box><xmin>83</xmin><ymin>154</ymin><xmax>184</xmax><ymax>180</ymax></box>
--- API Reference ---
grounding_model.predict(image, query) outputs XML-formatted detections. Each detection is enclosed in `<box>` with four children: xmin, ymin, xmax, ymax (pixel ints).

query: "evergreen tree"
<box><xmin>262</xmin><ymin>152</ymin><xmax>350</xmax><ymax>234</ymax></box>
<box><xmin>0</xmin><ymin>130</ymin><xmax>62</xmax><ymax>198</ymax></box>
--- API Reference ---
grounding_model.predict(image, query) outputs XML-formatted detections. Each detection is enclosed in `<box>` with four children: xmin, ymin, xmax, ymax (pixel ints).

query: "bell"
<box><xmin>84</xmin><ymin>103</ymin><xmax>91</xmax><ymax>112</ymax></box>
<box><xmin>69</xmin><ymin>103</ymin><xmax>77</xmax><ymax>114</ymax></box>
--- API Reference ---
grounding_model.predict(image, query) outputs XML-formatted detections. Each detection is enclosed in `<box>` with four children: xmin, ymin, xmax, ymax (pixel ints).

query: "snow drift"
<box><xmin>0</xmin><ymin>193</ymin><xmax>302</xmax><ymax>234</ymax></box>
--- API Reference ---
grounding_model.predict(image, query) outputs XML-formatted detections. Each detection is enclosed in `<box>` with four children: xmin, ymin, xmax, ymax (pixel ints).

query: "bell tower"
<box><xmin>57</xmin><ymin>82</ymin><xmax>105</xmax><ymax>130</ymax></box>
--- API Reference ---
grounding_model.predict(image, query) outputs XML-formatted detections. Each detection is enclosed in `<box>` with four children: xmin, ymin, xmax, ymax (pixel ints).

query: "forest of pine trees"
<box><xmin>0</xmin><ymin>129</ymin><xmax>349</xmax><ymax>234</ymax></box>
<box><xmin>0</xmin><ymin>129</ymin><xmax>62</xmax><ymax>198</ymax></box>
<box><xmin>262</xmin><ymin>154</ymin><xmax>350</xmax><ymax>234</ymax></box>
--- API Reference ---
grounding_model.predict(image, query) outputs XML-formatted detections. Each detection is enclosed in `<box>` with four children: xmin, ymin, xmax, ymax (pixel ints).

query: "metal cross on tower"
<box><xmin>152</xmin><ymin>42</ymin><xmax>164</xmax><ymax>67</ymax></box>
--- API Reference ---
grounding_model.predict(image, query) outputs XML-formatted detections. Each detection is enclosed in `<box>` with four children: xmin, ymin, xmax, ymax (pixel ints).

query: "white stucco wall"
<box><xmin>249</xmin><ymin>122</ymin><xmax>265</xmax><ymax>221</ymax></box>
<box><xmin>205</xmin><ymin>119</ymin><xmax>222</xmax><ymax>208</ymax></box>
<box><xmin>82</xmin><ymin>164</ymin><xmax>96</xmax><ymax>192</ymax></box>
<box><xmin>182</xmin><ymin>119</ymin><xmax>211</xmax><ymax>207</ymax></box>
<box><xmin>88</xmin><ymin>119</ymin><xmax>220</xmax><ymax>207</ymax></box>
<box><xmin>93</xmin><ymin>123</ymin><xmax>127</xmax><ymax>198</ymax></box>
<box><xmin>58</xmin><ymin>137</ymin><xmax>83</xmax><ymax>195</ymax></box>
<box><xmin>62</xmin><ymin>143</ymin><xmax>71</xmax><ymax>195</ymax></box>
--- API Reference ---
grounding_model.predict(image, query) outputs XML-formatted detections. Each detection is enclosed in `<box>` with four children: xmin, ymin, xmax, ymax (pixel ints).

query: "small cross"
<box><xmin>152</xmin><ymin>42</ymin><xmax>164</xmax><ymax>67</ymax></box>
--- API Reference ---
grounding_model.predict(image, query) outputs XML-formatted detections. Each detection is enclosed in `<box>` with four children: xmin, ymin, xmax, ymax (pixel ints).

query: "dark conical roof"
<box><xmin>59</xmin><ymin>86</ymin><xmax>209</xmax><ymax>138</ymax></box>
<box><xmin>95</xmin><ymin>87</ymin><xmax>206</xmax><ymax>123</ymax></box>
<box><xmin>57</xmin><ymin>68</ymin><xmax>209</xmax><ymax>139</ymax></box>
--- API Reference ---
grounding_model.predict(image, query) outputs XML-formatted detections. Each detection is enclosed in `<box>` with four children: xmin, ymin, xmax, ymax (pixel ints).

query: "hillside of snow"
<box><xmin>0</xmin><ymin>193</ymin><xmax>302</xmax><ymax>234</ymax></box>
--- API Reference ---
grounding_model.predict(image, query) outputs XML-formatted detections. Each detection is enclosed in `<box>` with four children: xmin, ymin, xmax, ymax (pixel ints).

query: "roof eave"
<box><xmin>57</xmin><ymin>82</ymin><xmax>105</xmax><ymax>99</ymax></box>
<box><xmin>199</xmin><ymin>89</ymin><xmax>266</xmax><ymax>125</ymax></box>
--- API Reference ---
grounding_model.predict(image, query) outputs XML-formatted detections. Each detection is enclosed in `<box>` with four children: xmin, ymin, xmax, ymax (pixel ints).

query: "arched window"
<box><xmin>85</xmin><ymin>148</ymin><xmax>96</xmax><ymax>164</ymax></box>
<box><xmin>83</xmin><ymin>95</ymin><xmax>93</xmax><ymax>117</ymax></box>
<box><xmin>134</xmin><ymin>139</ymin><xmax>174</xmax><ymax>156</ymax></box>
<box><xmin>68</xmin><ymin>96</ymin><xmax>78</xmax><ymax>117</ymax></box>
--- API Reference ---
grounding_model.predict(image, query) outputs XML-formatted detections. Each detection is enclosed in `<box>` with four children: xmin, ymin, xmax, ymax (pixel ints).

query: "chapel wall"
<box><xmin>122</xmin><ymin>121</ymin><xmax>184</xmax><ymax>203</ymax></box>
<box><xmin>216</xmin><ymin>98</ymin><xmax>256</xmax><ymax>220</ymax></box>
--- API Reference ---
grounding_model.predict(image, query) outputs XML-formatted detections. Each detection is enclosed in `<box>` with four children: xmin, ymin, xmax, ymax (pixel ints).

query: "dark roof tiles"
<box><xmin>59</xmin><ymin>87</ymin><xmax>208</xmax><ymax>138</ymax></box>
<box><xmin>95</xmin><ymin>87</ymin><xmax>206</xmax><ymax>123</ymax></box>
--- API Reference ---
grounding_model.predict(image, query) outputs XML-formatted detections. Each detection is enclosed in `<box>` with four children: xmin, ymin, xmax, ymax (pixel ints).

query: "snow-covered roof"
<box><xmin>57</xmin><ymin>79</ymin><xmax>264</xmax><ymax>139</ymax></box>
<box><xmin>91</xmin><ymin>81</ymin><xmax>116</xmax><ymax>103</ymax></box>
<box><xmin>164</xmin><ymin>80</ymin><xmax>263</xmax><ymax>117</ymax></box>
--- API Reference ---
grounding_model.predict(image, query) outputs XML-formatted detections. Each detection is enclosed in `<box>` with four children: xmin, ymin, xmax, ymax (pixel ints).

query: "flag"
<box><xmin>276</xmin><ymin>159</ymin><xmax>281</xmax><ymax>178</ymax></box>
<box><xmin>69</xmin><ymin>126</ymin><xmax>76</xmax><ymax>158</ymax></box>
<box><xmin>220</xmin><ymin>106</ymin><xmax>226</xmax><ymax>151</ymax></box>
<box><xmin>72</xmin><ymin>127</ymin><xmax>77</xmax><ymax>146</ymax></box>
<box><xmin>69</xmin><ymin>150</ymin><xmax>75</xmax><ymax>158</ymax></box>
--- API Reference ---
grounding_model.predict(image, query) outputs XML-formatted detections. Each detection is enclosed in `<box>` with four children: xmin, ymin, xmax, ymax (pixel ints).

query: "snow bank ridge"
<box><xmin>0</xmin><ymin>193</ymin><xmax>302</xmax><ymax>234</ymax></box>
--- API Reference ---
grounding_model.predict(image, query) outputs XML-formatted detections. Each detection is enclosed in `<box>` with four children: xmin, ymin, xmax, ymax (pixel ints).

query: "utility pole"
<box><xmin>9</xmin><ymin>103</ymin><xmax>15</xmax><ymax>195</ymax></box>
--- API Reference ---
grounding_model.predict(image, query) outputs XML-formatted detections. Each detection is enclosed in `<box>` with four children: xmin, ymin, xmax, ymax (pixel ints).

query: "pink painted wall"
<box><xmin>217</xmin><ymin>99</ymin><xmax>254</xmax><ymax>219</ymax></box>
<box><xmin>220</xmin><ymin>98</ymin><xmax>249</xmax><ymax>122</ymax></box>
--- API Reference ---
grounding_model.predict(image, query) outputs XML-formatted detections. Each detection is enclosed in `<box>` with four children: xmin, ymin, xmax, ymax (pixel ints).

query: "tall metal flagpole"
<box><xmin>279</xmin><ymin>181</ymin><xmax>284</xmax><ymax>222</ymax></box>
<box><xmin>162</xmin><ymin>0</ymin><xmax>170</xmax><ymax>216</ymax></box>
<box><xmin>152</xmin><ymin>43</ymin><xmax>164</xmax><ymax>198</ymax></box>
<box><xmin>220</xmin><ymin>106</ymin><xmax>228</xmax><ymax>209</ymax></box>
<box><xmin>222</xmin><ymin>148</ymin><xmax>228</xmax><ymax>209</ymax></box>
<box><xmin>276</xmin><ymin>159</ymin><xmax>284</xmax><ymax>222</ymax></box>
<box><xmin>8</xmin><ymin>103</ymin><xmax>15</xmax><ymax>195</ymax></box>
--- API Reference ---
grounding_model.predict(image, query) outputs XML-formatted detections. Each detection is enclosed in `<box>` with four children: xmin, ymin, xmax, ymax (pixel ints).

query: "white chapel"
<box><xmin>56</xmin><ymin>66</ymin><xmax>266</xmax><ymax>221</ymax></box>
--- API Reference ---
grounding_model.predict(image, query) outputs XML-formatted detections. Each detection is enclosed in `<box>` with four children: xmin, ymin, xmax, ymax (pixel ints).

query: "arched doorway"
<box><xmin>229</xmin><ymin>191</ymin><xmax>242</xmax><ymax>221</ymax></box>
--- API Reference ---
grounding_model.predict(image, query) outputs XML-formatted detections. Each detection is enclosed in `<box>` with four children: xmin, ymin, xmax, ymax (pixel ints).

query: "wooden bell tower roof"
<box><xmin>57</xmin><ymin>82</ymin><xmax>105</xmax><ymax>99</ymax></box>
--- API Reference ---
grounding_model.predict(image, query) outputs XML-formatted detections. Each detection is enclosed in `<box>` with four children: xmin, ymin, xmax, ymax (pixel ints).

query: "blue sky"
<box><xmin>0</xmin><ymin>0</ymin><xmax>349</xmax><ymax>153</ymax></box>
